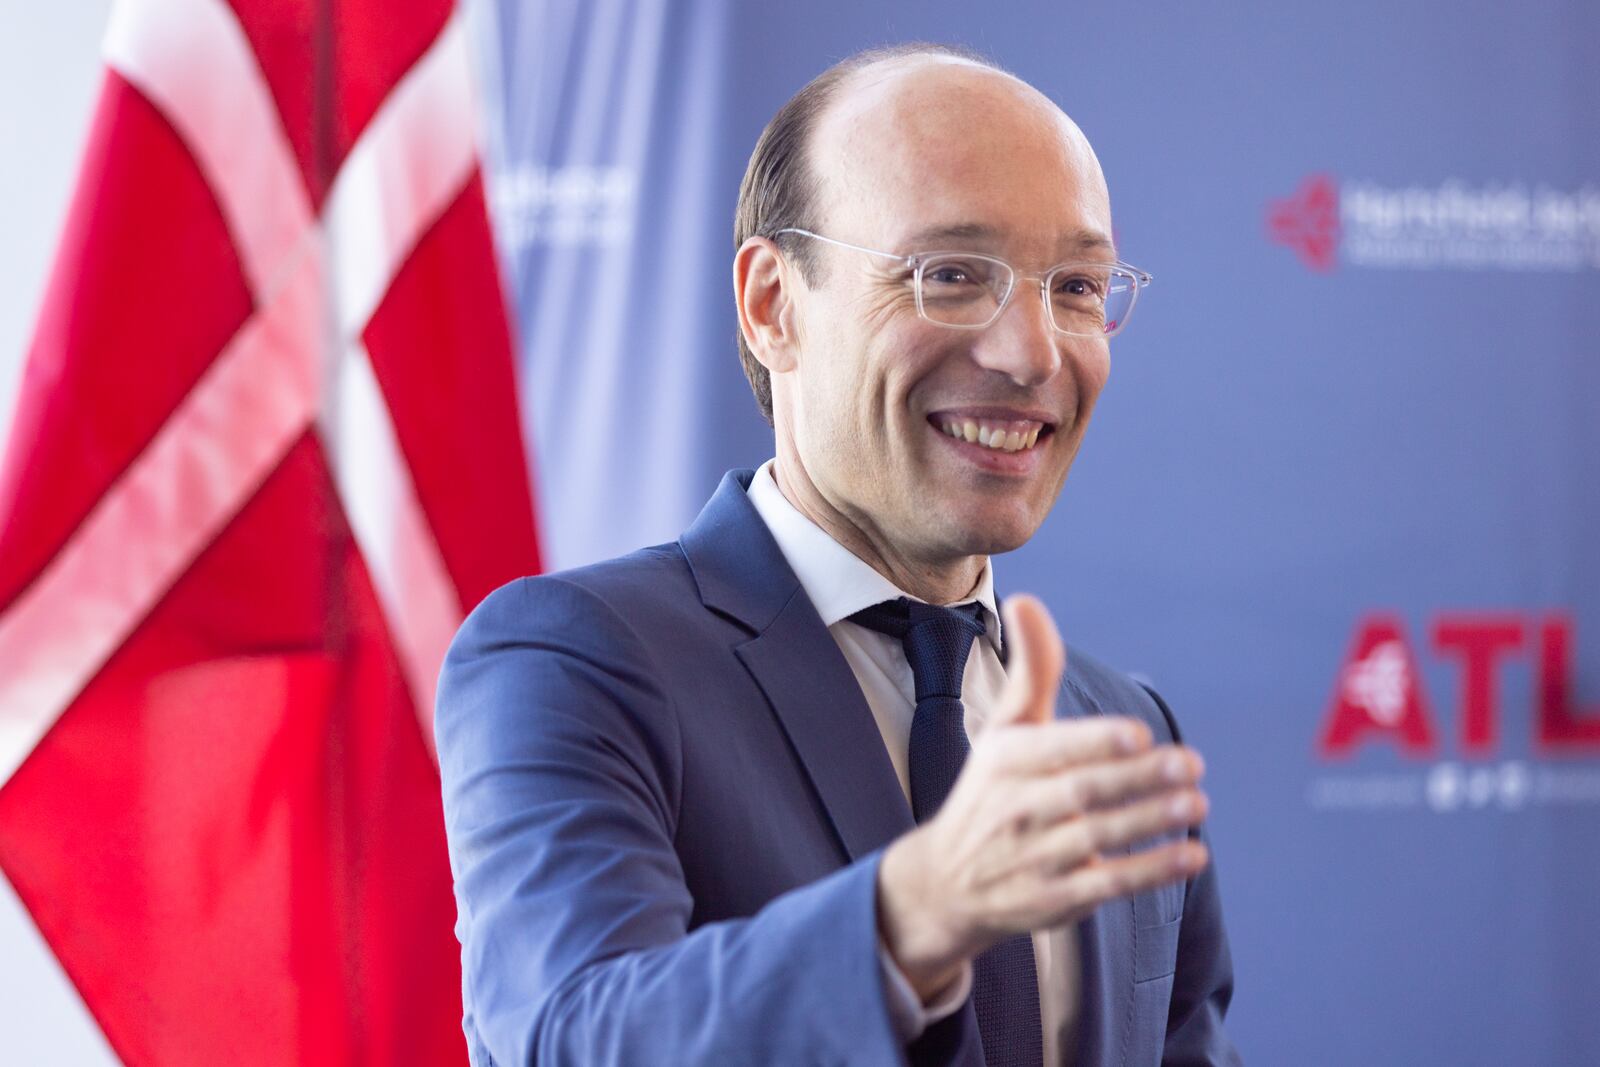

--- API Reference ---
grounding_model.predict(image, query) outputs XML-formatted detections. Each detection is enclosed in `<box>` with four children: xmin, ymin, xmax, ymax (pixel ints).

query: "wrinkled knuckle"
<box><xmin>1092</xmin><ymin>771</ymin><xmax>1129</xmax><ymax>809</ymax></box>
<box><xmin>1000</xmin><ymin>801</ymin><xmax>1035</xmax><ymax>840</ymax></box>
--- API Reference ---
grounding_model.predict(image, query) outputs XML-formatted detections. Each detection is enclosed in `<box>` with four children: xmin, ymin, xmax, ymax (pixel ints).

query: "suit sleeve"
<box><xmin>435</xmin><ymin>576</ymin><xmax>906</xmax><ymax>1066</ymax></box>
<box><xmin>1140</xmin><ymin>684</ymin><xmax>1245</xmax><ymax>1067</ymax></box>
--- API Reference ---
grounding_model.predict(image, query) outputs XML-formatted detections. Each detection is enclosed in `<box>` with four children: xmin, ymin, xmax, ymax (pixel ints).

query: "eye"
<box><xmin>920</xmin><ymin>257</ymin><xmax>1002</xmax><ymax>292</ymax></box>
<box><xmin>925</xmin><ymin>264</ymin><xmax>976</xmax><ymax>286</ymax></box>
<box><xmin>1052</xmin><ymin>270</ymin><xmax>1109</xmax><ymax>302</ymax></box>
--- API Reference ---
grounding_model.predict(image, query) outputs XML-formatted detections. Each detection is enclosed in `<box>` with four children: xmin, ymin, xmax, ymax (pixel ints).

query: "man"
<box><xmin>437</xmin><ymin>44</ymin><xmax>1240</xmax><ymax>1066</ymax></box>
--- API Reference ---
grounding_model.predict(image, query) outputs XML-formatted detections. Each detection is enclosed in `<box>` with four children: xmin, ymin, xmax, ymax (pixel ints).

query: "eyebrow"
<box><xmin>899</xmin><ymin>222</ymin><xmax>1117</xmax><ymax>259</ymax></box>
<box><xmin>902</xmin><ymin>222</ymin><xmax>998</xmax><ymax>246</ymax></box>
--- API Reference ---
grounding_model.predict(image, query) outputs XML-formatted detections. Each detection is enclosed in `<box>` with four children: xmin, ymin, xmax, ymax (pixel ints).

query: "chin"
<box><xmin>933</xmin><ymin>510</ymin><xmax>1041</xmax><ymax>559</ymax></box>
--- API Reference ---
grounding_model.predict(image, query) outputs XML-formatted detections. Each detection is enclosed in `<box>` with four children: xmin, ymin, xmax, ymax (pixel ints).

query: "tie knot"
<box><xmin>848</xmin><ymin>597</ymin><xmax>988</xmax><ymax>701</ymax></box>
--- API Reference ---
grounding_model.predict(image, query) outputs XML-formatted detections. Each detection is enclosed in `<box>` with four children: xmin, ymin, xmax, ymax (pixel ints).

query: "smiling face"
<box><xmin>766</xmin><ymin>58</ymin><xmax>1114</xmax><ymax>582</ymax></box>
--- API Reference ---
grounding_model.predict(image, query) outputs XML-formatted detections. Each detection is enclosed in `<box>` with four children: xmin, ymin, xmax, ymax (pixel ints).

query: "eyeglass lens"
<box><xmin>916</xmin><ymin>254</ymin><xmax>1136</xmax><ymax>335</ymax></box>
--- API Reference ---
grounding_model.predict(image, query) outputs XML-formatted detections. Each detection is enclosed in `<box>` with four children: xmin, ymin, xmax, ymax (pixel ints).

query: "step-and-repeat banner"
<box><xmin>482</xmin><ymin>2</ymin><xmax>1599</xmax><ymax>1063</ymax></box>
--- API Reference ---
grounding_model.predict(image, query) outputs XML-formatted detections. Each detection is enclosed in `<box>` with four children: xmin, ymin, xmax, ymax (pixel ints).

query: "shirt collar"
<box><xmin>745</xmin><ymin>459</ymin><xmax>1003</xmax><ymax>654</ymax></box>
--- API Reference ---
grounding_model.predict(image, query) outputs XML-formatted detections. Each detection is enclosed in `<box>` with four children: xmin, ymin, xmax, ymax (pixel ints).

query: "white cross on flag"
<box><xmin>0</xmin><ymin>0</ymin><xmax>540</xmax><ymax>1061</ymax></box>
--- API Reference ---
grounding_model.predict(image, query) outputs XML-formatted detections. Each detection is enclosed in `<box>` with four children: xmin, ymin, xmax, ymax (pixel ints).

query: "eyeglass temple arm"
<box><xmin>771</xmin><ymin>228</ymin><xmax>911</xmax><ymax>264</ymax></box>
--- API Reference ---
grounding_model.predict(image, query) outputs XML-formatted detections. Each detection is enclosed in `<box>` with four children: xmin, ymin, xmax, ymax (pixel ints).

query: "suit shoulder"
<box><xmin>548</xmin><ymin>541</ymin><xmax>687</xmax><ymax>583</ymax></box>
<box><xmin>1062</xmin><ymin>644</ymin><xmax>1184</xmax><ymax>744</ymax></box>
<box><xmin>534</xmin><ymin>542</ymin><xmax>695</xmax><ymax>611</ymax></box>
<box><xmin>440</xmin><ymin>546</ymin><xmax>692</xmax><ymax>752</ymax></box>
<box><xmin>464</xmin><ymin>543</ymin><xmax>693</xmax><ymax>630</ymax></box>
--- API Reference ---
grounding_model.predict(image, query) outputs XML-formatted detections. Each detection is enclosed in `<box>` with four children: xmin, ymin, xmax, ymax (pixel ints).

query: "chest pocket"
<box><xmin>1131</xmin><ymin>835</ymin><xmax>1187</xmax><ymax>982</ymax></box>
<box><xmin>1133</xmin><ymin>914</ymin><xmax>1181</xmax><ymax>983</ymax></box>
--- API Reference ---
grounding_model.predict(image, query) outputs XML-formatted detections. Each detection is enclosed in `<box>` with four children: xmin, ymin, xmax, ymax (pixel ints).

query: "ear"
<box><xmin>733</xmin><ymin>236</ymin><xmax>800</xmax><ymax>374</ymax></box>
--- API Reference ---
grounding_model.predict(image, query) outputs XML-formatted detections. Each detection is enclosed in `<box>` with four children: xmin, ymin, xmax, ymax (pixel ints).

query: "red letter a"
<box><xmin>1319</xmin><ymin>615</ymin><xmax>1437</xmax><ymax>758</ymax></box>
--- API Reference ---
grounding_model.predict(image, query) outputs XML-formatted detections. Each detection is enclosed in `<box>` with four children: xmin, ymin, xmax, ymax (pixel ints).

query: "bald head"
<box><xmin>733</xmin><ymin>46</ymin><xmax>1111</xmax><ymax>424</ymax></box>
<box><xmin>817</xmin><ymin>53</ymin><xmax>1101</xmax><ymax>192</ymax></box>
<box><xmin>810</xmin><ymin>54</ymin><xmax>1110</xmax><ymax>265</ymax></box>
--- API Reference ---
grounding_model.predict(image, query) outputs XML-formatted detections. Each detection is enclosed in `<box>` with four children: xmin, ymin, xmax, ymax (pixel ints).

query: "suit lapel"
<box><xmin>681</xmin><ymin>470</ymin><xmax>914</xmax><ymax>862</ymax></box>
<box><xmin>735</xmin><ymin>592</ymin><xmax>915</xmax><ymax>859</ymax></box>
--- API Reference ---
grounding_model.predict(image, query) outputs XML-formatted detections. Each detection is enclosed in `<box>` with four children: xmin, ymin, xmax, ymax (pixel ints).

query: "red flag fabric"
<box><xmin>0</xmin><ymin>0</ymin><xmax>539</xmax><ymax>1062</ymax></box>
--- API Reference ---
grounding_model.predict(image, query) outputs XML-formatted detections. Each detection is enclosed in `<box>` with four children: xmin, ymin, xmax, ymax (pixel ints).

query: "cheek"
<box><xmin>809</xmin><ymin>335</ymin><xmax>908</xmax><ymax>436</ymax></box>
<box><xmin>1087</xmin><ymin>365</ymin><xmax>1110</xmax><ymax>414</ymax></box>
<box><xmin>1071</xmin><ymin>345</ymin><xmax>1112</xmax><ymax>415</ymax></box>
<box><xmin>796</xmin><ymin>286</ymin><xmax>950</xmax><ymax>453</ymax></box>
<box><xmin>790</xmin><ymin>340</ymin><xmax>879</xmax><ymax>471</ymax></box>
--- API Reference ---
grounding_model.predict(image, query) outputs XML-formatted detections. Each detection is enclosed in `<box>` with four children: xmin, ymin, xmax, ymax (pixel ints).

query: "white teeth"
<box><xmin>936</xmin><ymin>417</ymin><xmax>1047</xmax><ymax>453</ymax></box>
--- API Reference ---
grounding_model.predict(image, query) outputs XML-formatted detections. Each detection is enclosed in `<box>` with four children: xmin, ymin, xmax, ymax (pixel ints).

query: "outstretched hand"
<box><xmin>876</xmin><ymin>594</ymin><xmax>1210</xmax><ymax>1000</ymax></box>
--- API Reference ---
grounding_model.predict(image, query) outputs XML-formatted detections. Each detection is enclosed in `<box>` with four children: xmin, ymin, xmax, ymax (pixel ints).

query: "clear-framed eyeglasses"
<box><xmin>773</xmin><ymin>228</ymin><xmax>1152</xmax><ymax>339</ymax></box>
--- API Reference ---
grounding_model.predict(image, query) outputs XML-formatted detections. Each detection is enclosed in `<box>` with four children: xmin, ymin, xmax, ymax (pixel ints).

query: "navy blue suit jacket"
<box><xmin>436</xmin><ymin>469</ymin><xmax>1240</xmax><ymax>1066</ymax></box>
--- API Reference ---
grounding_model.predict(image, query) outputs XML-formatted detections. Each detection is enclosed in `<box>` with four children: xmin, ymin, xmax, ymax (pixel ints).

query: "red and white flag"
<box><xmin>0</xmin><ymin>0</ymin><xmax>539</xmax><ymax>1062</ymax></box>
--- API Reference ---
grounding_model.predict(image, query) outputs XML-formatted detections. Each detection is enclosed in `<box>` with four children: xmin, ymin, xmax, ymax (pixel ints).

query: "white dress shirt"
<box><xmin>746</xmin><ymin>460</ymin><xmax>1081</xmax><ymax>1064</ymax></box>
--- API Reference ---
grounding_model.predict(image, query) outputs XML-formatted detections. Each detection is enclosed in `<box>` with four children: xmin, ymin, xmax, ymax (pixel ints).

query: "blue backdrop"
<box><xmin>470</xmin><ymin>2</ymin><xmax>1600</xmax><ymax>1062</ymax></box>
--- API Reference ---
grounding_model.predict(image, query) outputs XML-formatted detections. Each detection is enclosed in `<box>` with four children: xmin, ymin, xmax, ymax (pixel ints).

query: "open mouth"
<box><xmin>929</xmin><ymin>414</ymin><xmax>1055</xmax><ymax>454</ymax></box>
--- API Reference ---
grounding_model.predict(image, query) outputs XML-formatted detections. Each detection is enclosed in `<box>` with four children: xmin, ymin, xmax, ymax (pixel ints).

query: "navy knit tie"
<box><xmin>848</xmin><ymin>598</ymin><xmax>1043</xmax><ymax>1067</ymax></box>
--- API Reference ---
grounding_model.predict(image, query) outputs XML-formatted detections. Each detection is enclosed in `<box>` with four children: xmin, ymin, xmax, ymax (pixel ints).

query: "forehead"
<box><xmin>808</xmin><ymin>57</ymin><xmax>1113</xmax><ymax>261</ymax></box>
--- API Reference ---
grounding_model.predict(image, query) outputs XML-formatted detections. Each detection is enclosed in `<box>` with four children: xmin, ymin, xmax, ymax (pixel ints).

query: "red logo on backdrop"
<box><xmin>1267</xmin><ymin>173</ymin><xmax>1341</xmax><ymax>271</ymax></box>
<box><xmin>1319</xmin><ymin>612</ymin><xmax>1600</xmax><ymax>758</ymax></box>
<box><xmin>1320</xmin><ymin>615</ymin><xmax>1436</xmax><ymax>756</ymax></box>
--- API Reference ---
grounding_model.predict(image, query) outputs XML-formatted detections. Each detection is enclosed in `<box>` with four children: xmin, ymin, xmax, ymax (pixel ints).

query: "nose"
<box><xmin>969</xmin><ymin>278</ymin><xmax>1063</xmax><ymax>387</ymax></box>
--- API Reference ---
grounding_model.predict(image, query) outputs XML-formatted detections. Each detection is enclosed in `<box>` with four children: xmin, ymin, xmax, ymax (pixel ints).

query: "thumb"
<box><xmin>994</xmin><ymin>594</ymin><xmax>1065</xmax><ymax>728</ymax></box>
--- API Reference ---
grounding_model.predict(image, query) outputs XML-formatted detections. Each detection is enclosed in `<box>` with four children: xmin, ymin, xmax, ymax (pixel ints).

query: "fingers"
<box><xmin>1018</xmin><ymin>745</ymin><xmax>1205</xmax><ymax>823</ymax></box>
<box><xmin>1088</xmin><ymin>789</ymin><xmax>1208</xmax><ymax>854</ymax></box>
<box><xmin>993</xmin><ymin>595</ymin><xmax>1065</xmax><ymax>728</ymax></box>
<box><xmin>1018</xmin><ymin>785</ymin><xmax>1207</xmax><ymax>874</ymax></box>
<box><xmin>1045</xmin><ymin>839</ymin><xmax>1210</xmax><ymax>919</ymax></box>
<box><xmin>984</xmin><ymin>715</ymin><xmax>1155</xmax><ymax>776</ymax></box>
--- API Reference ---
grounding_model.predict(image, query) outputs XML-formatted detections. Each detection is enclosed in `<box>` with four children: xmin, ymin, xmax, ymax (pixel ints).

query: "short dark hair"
<box><xmin>732</xmin><ymin>43</ymin><xmax>1002</xmax><ymax>425</ymax></box>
